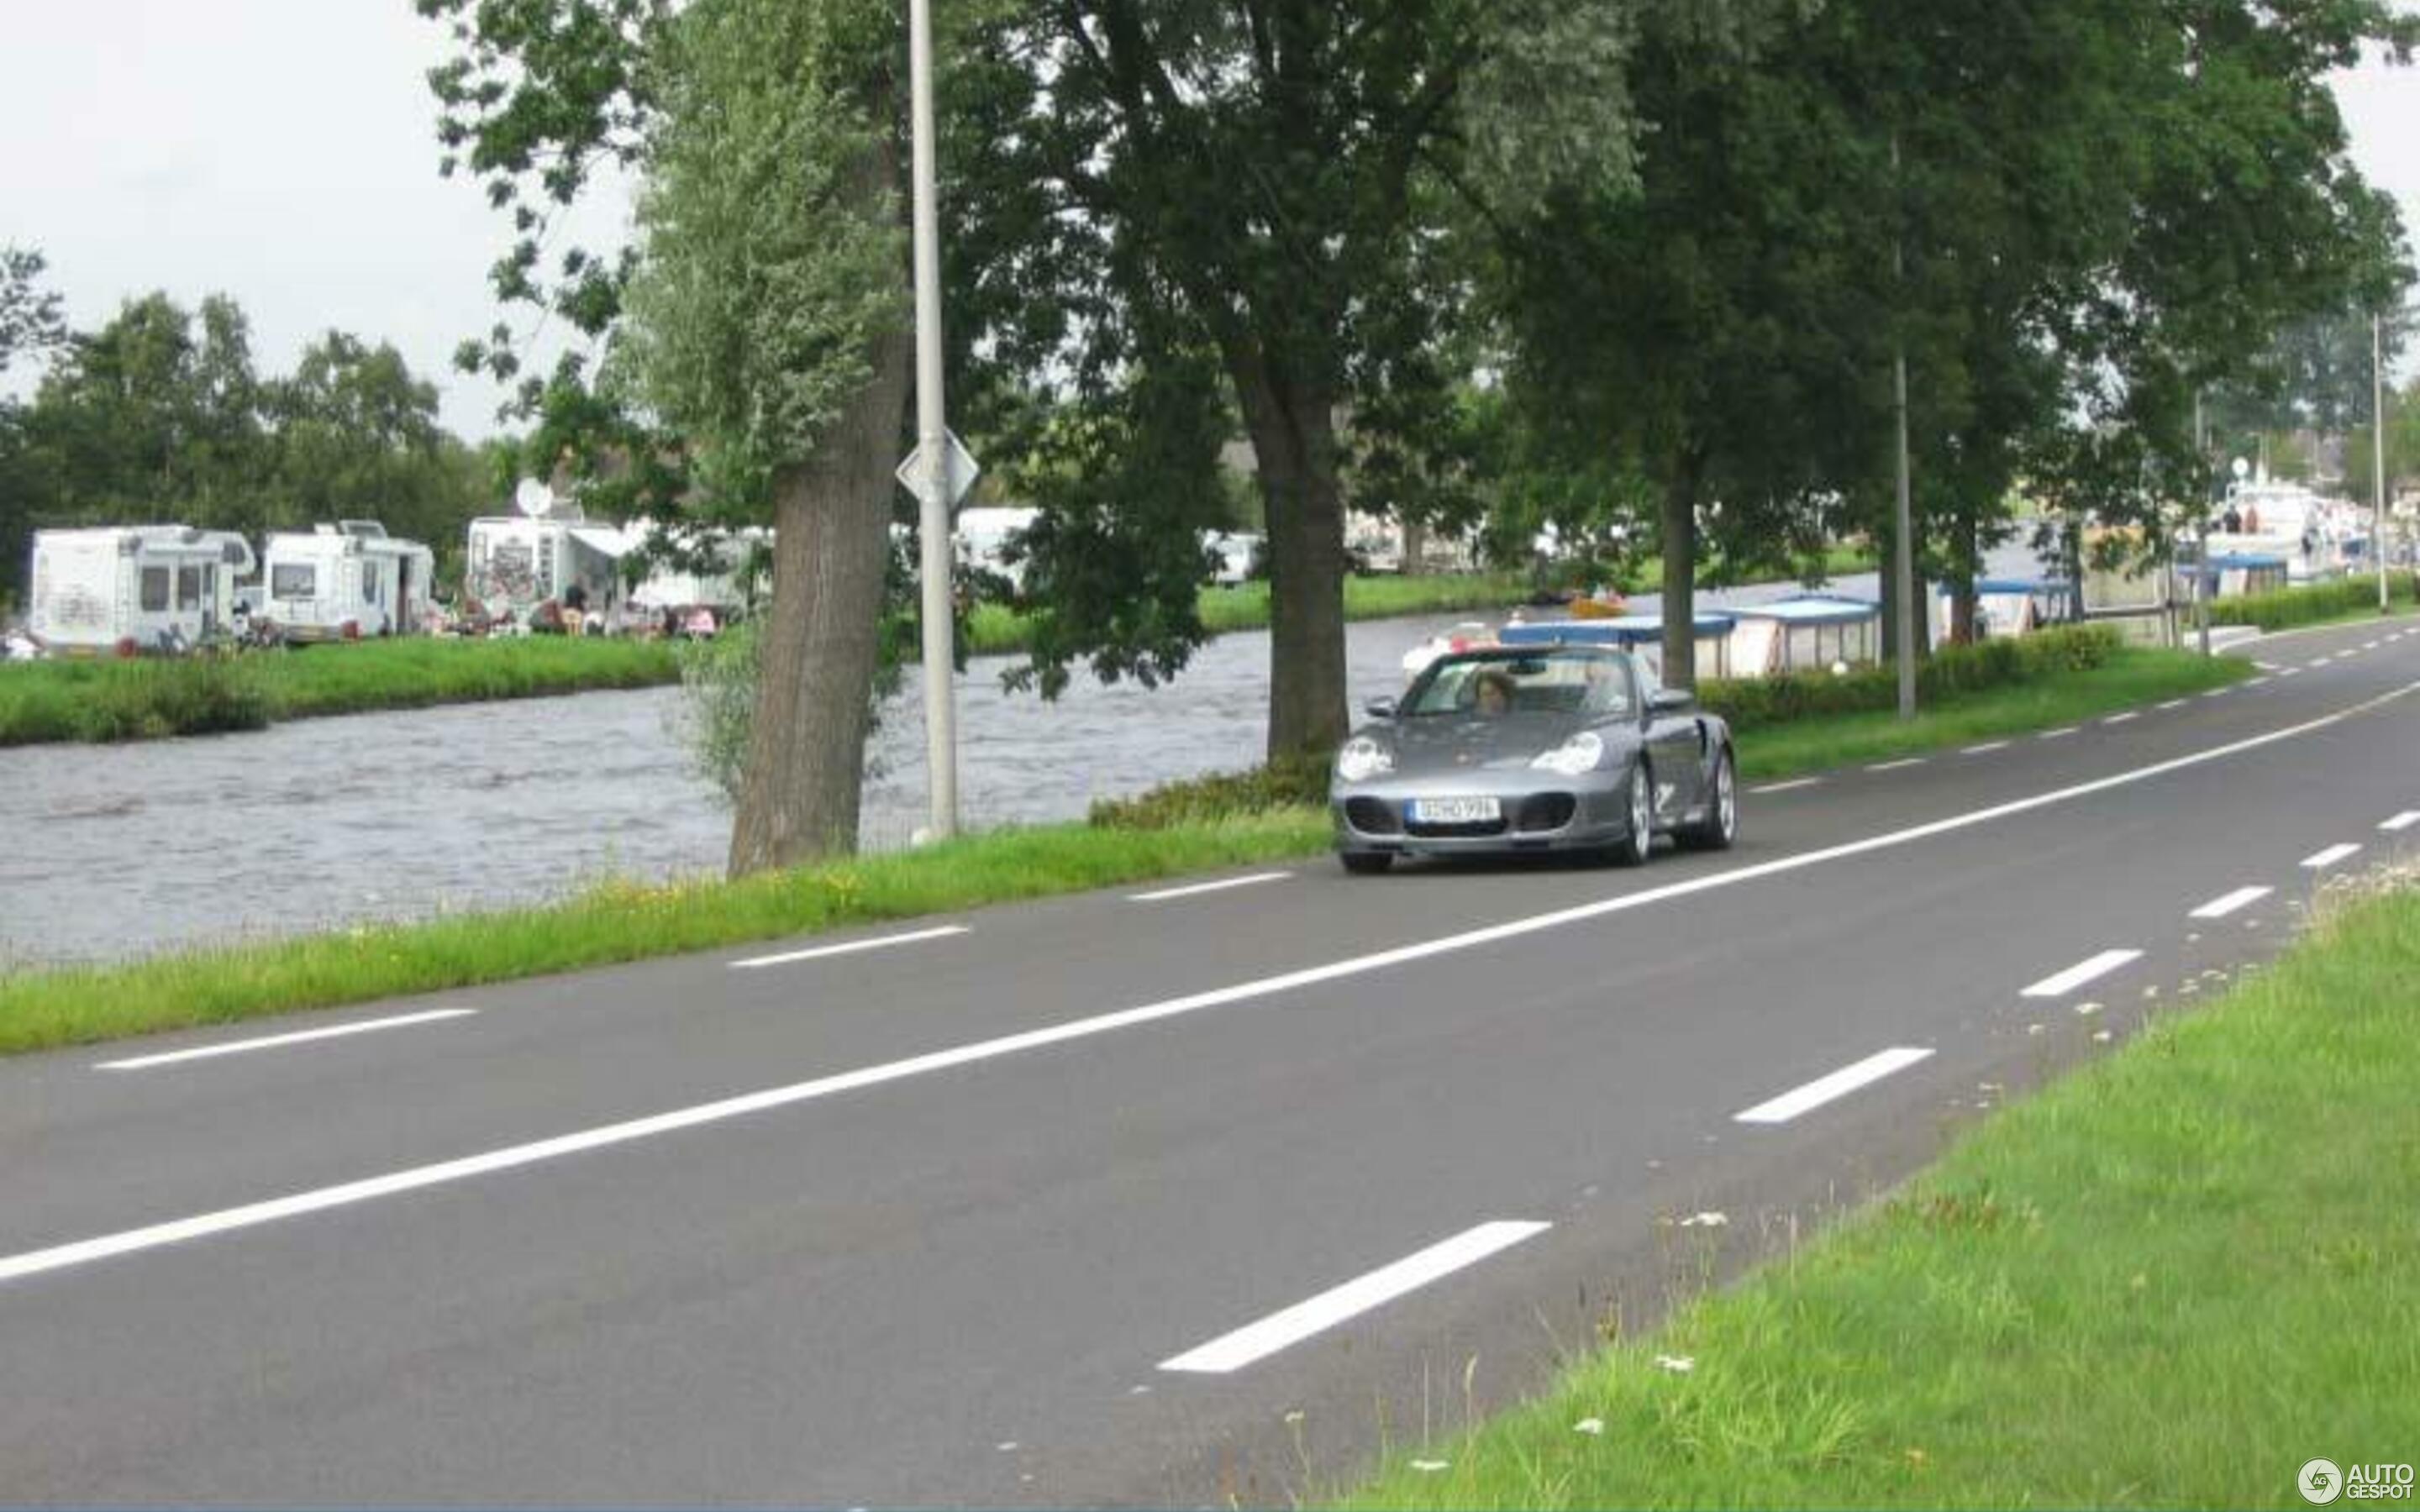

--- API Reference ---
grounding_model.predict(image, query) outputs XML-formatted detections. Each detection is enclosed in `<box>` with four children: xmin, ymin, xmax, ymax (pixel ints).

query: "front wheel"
<box><xmin>1339</xmin><ymin>852</ymin><xmax>1393</xmax><ymax>876</ymax></box>
<box><xmin>1682</xmin><ymin>748</ymin><xmax>1738</xmax><ymax>851</ymax></box>
<box><xmin>1607</xmin><ymin>761</ymin><xmax>1655</xmax><ymax>867</ymax></box>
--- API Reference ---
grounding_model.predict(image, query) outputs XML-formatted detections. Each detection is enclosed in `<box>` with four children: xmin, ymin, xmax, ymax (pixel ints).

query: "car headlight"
<box><xmin>1336</xmin><ymin>736</ymin><xmax>1395</xmax><ymax>783</ymax></box>
<box><xmin>1531</xmin><ymin>731</ymin><xmax>1605</xmax><ymax>775</ymax></box>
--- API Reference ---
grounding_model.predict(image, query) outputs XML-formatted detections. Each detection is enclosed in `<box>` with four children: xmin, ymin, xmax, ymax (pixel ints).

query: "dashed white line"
<box><xmin>1866</xmin><ymin>758</ymin><xmax>1926</xmax><ymax>773</ymax></box>
<box><xmin>2039</xmin><ymin>727</ymin><xmax>2080</xmax><ymax>740</ymax></box>
<box><xmin>2302</xmin><ymin>843</ymin><xmax>2363</xmax><ymax>870</ymax></box>
<box><xmin>2102</xmin><ymin>712</ymin><xmax>2139</xmax><ymax>725</ymax></box>
<box><xmin>2280</xmin><ymin>667</ymin><xmax>2303</xmax><ymax>677</ymax></box>
<box><xmin>2189</xmin><ymin>886</ymin><xmax>2273</xmax><ymax>921</ymax></box>
<box><xmin>2201</xmin><ymin>687</ymin><xmax>2231</xmax><ymax>699</ymax></box>
<box><xmin>1129</xmin><ymin>873</ymin><xmax>1291</xmax><ymax>903</ymax></box>
<box><xmin>1960</xmin><ymin>741</ymin><xmax>2012</xmax><ymax>756</ymax></box>
<box><xmin>2249</xmin><ymin>676</ymin><xmax>2273</xmax><ymax>687</ymax></box>
<box><xmin>2309</xmin><ymin>656</ymin><xmax>2334</xmax><ymax>667</ymax></box>
<box><xmin>2381</xmin><ymin>811</ymin><xmax>2420</xmax><ymax>833</ymax></box>
<box><xmin>2255</xmin><ymin>660</ymin><xmax>2282</xmax><ymax>671</ymax></box>
<box><xmin>2022</xmin><ymin>949</ymin><xmax>2144</xmax><ymax>998</ymax></box>
<box><xmin>729</xmin><ymin>925</ymin><xmax>970</xmax><ymax>971</ymax></box>
<box><xmin>2156</xmin><ymin>700</ymin><xmax>2188</xmax><ymax>711</ymax></box>
<box><xmin>1158</xmin><ymin>1221</ymin><xmax>1552</xmax><ymax>1373</ymax></box>
<box><xmin>2363</xmin><ymin>640</ymin><xmax>2381</xmax><ymax>650</ymax></box>
<box><xmin>1733</xmin><ymin>1047</ymin><xmax>1936</xmax><ymax>1125</ymax></box>
<box><xmin>1749</xmin><ymin>778</ymin><xmax>1822</xmax><ymax>795</ymax></box>
<box><xmin>96</xmin><ymin>1010</ymin><xmax>480</xmax><ymax>1072</ymax></box>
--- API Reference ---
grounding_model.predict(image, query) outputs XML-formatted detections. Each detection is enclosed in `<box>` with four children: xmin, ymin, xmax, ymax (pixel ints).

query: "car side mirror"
<box><xmin>1364</xmin><ymin>696</ymin><xmax>1398</xmax><ymax>719</ymax></box>
<box><xmin>1649</xmin><ymin>687</ymin><xmax>1695</xmax><ymax>714</ymax></box>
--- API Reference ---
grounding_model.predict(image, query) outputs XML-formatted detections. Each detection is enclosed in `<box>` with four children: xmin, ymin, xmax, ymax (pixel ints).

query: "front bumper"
<box><xmin>1330</xmin><ymin>772</ymin><xmax>1634</xmax><ymax>857</ymax></box>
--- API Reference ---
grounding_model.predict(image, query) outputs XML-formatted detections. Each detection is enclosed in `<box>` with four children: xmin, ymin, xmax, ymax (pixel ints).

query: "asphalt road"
<box><xmin>3</xmin><ymin>615</ymin><xmax>2417</xmax><ymax>1505</ymax></box>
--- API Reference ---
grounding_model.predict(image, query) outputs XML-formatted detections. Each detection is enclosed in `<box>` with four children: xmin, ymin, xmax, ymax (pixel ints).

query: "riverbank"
<box><xmin>1</xmin><ymin>643</ymin><xmax>2250</xmax><ymax>1057</ymax></box>
<box><xmin>1341</xmin><ymin>870</ymin><xmax>2420</xmax><ymax>1509</ymax></box>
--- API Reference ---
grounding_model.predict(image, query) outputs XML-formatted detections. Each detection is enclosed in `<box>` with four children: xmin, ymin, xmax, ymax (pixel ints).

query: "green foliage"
<box><xmin>674</xmin><ymin>621</ymin><xmax>762</xmax><ymax>806</ymax></box>
<box><xmin>1698</xmin><ymin>626</ymin><xmax>2121</xmax><ymax>733</ymax></box>
<box><xmin>0</xmin><ymin>246</ymin><xmax>66</xmax><ymax>377</ymax></box>
<box><xmin>2209</xmin><ymin>574</ymin><xmax>2418</xmax><ymax>631</ymax></box>
<box><xmin>1086</xmin><ymin>753</ymin><xmax>1336</xmax><ymax>832</ymax></box>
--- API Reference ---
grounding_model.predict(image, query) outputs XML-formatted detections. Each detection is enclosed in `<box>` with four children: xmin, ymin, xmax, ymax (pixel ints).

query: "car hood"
<box><xmin>1364</xmin><ymin>712</ymin><xmax>1583</xmax><ymax>774</ymax></box>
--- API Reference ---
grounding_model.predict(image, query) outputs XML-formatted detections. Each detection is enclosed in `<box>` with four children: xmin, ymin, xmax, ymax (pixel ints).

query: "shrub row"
<box><xmin>2207</xmin><ymin>572</ymin><xmax>2417</xmax><ymax>631</ymax></box>
<box><xmin>1697</xmin><ymin>623</ymin><xmax>2120</xmax><ymax>732</ymax></box>
<box><xmin>1088</xmin><ymin>751</ymin><xmax>1333</xmax><ymax>831</ymax></box>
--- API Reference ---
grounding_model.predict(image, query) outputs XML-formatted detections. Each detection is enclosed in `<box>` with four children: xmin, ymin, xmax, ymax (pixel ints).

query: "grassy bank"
<box><xmin>1344</xmin><ymin>874</ymin><xmax>2420</xmax><ymax>1509</ymax></box>
<box><xmin>0</xmin><ymin>637</ymin><xmax>681</xmax><ymax>746</ymax></box>
<box><xmin>2211</xmin><ymin>571</ymin><xmax>2418</xmax><ymax>632</ymax></box>
<box><xmin>0</xmin><ymin>812</ymin><xmax>1328</xmax><ymax>1057</ymax></box>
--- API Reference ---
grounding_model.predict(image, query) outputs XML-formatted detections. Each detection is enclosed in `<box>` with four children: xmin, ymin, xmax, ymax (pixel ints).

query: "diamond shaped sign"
<box><xmin>896</xmin><ymin>429</ymin><xmax>981</xmax><ymax>509</ymax></box>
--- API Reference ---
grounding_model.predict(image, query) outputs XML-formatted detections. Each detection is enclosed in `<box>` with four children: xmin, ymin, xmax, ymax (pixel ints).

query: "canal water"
<box><xmin>0</xmin><ymin>555</ymin><xmax>2029</xmax><ymax>967</ymax></box>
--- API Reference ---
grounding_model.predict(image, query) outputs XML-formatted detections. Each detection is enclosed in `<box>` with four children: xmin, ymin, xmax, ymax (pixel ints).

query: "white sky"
<box><xmin>2</xmin><ymin>3</ymin><xmax>2415</xmax><ymax>442</ymax></box>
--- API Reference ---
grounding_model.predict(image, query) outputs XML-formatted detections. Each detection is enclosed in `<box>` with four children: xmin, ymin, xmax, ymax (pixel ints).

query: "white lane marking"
<box><xmin>2039</xmin><ymin>727</ymin><xmax>2080</xmax><ymax>739</ymax></box>
<box><xmin>2381</xmin><ymin>811</ymin><xmax>2420</xmax><ymax>833</ymax></box>
<box><xmin>2310</xmin><ymin>656</ymin><xmax>2334</xmax><ymax>667</ymax></box>
<box><xmin>1960</xmin><ymin>741</ymin><xmax>2011</xmax><ymax>756</ymax></box>
<box><xmin>1866</xmin><ymin>758</ymin><xmax>1925</xmax><ymax>773</ymax></box>
<box><xmin>2201</xmin><ymin>687</ymin><xmax>2231</xmax><ymax>698</ymax></box>
<box><xmin>729</xmin><ymin>925</ymin><xmax>969</xmax><ymax>971</ymax></box>
<box><xmin>2255</xmin><ymin>661</ymin><xmax>2282</xmax><ymax>671</ymax></box>
<box><xmin>2157</xmin><ymin>700</ymin><xmax>2188</xmax><ymax>711</ymax></box>
<box><xmin>2022</xmin><ymin>949</ymin><xmax>2144</xmax><ymax>998</ymax></box>
<box><xmin>7</xmin><ymin>678</ymin><xmax>2415</xmax><ymax>1288</ymax></box>
<box><xmin>1129</xmin><ymin>873</ymin><xmax>1291</xmax><ymax>903</ymax></box>
<box><xmin>1733</xmin><ymin>1047</ymin><xmax>1935</xmax><ymax>1126</ymax></box>
<box><xmin>2249</xmin><ymin>676</ymin><xmax>2273</xmax><ymax>687</ymax></box>
<box><xmin>2102</xmin><ymin>711</ymin><xmax>2139</xmax><ymax>725</ymax></box>
<box><xmin>2365</xmin><ymin>640</ymin><xmax>2381</xmax><ymax>651</ymax></box>
<box><xmin>2302</xmin><ymin>843</ymin><xmax>2363</xmax><ymax>870</ymax></box>
<box><xmin>1749</xmin><ymin>778</ymin><xmax>1822</xmax><ymax>795</ymax></box>
<box><xmin>2281</xmin><ymin>667</ymin><xmax>2303</xmax><ymax>677</ymax></box>
<box><xmin>1157</xmin><ymin>1221</ymin><xmax>1550</xmax><ymax>1374</ymax></box>
<box><xmin>2189</xmin><ymin>886</ymin><xmax>2272</xmax><ymax>921</ymax></box>
<box><xmin>96</xmin><ymin>1011</ymin><xmax>479</xmax><ymax>1073</ymax></box>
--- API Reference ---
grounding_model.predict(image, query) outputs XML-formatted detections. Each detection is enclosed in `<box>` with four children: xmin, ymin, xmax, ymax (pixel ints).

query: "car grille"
<box><xmin>1514</xmin><ymin>793</ymin><xmax>1578</xmax><ymax>832</ymax></box>
<box><xmin>1343</xmin><ymin>797</ymin><xmax>1402</xmax><ymax>835</ymax></box>
<box><xmin>1404</xmin><ymin>814</ymin><xmax>1510</xmax><ymax>838</ymax></box>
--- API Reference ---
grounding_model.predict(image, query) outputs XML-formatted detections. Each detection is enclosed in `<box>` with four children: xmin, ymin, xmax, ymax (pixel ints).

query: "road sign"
<box><xmin>896</xmin><ymin>429</ymin><xmax>981</xmax><ymax>509</ymax></box>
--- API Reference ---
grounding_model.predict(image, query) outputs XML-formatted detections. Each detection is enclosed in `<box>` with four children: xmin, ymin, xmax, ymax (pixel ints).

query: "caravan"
<box><xmin>465</xmin><ymin>512</ymin><xmax>633</xmax><ymax>626</ymax></box>
<box><xmin>259</xmin><ymin>522</ymin><xmax>437</xmax><ymax>642</ymax></box>
<box><xmin>25</xmin><ymin>526</ymin><xmax>256</xmax><ymax>656</ymax></box>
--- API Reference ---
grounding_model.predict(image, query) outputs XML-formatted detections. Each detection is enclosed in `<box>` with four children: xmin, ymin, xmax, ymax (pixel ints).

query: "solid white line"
<box><xmin>729</xmin><ymin>925</ymin><xmax>968</xmax><ymax>970</ymax></box>
<box><xmin>1129</xmin><ymin>873</ymin><xmax>1291</xmax><ymax>903</ymax></box>
<box><xmin>2302</xmin><ymin>843</ymin><xmax>2363</xmax><ymax>870</ymax></box>
<box><xmin>6</xmin><ymin>677</ymin><xmax>2414</xmax><ymax>1288</ymax></box>
<box><xmin>2039</xmin><ymin>727</ymin><xmax>2079</xmax><ymax>739</ymax></box>
<box><xmin>2381</xmin><ymin>811</ymin><xmax>2420</xmax><ymax>833</ymax></box>
<box><xmin>2189</xmin><ymin>886</ymin><xmax>2272</xmax><ymax>921</ymax></box>
<box><xmin>96</xmin><ymin>1011</ymin><xmax>479</xmax><ymax>1072</ymax></box>
<box><xmin>1960</xmin><ymin>741</ymin><xmax>2011</xmax><ymax>756</ymax></box>
<box><xmin>1733</xmin><ymin>1047</ymin><xmax>1934</xmax><ymax>1126</ymax></box>
<box><xmin>2157</xmin><ymin>700</ymin><xmax>2188</xmax><ymax>711</ymax></box>
<box><xmin>1157</xmin><ymin>1221</ymin><xmax>1551</xmax><ymax>1373</ymax></box>
<box><xmin>2102</xmin><ymin>711</ymin><xmax>2139</xmax><ymax>725</ymax></box>
<box><xmin>1866</xmin><ymin>758</ymin><xmax>1925</xmax><ymax>773</ymax></box>
<box><xmin>1749</xmin><ymin>778</ymin><xmax>1822</xmax><ymax>795</ymax></box>
<box><xmin>2022</xmin><ymin>949</ymin><xmax>2144</xmax><ymax>998</ymax></box>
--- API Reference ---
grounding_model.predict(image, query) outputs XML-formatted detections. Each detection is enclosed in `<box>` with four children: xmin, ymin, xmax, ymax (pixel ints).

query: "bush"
<box><xmin>1698</xmin><ymin>624</ymin><xmax>2120</xmax><ymax>732</ymax></box>
<box><xmin>1089</xmin><ymin>750</ymin><xmax>1333</xmax><ymax>830</ymax></box>
<box><xmin>2209</xmin><ymin>574</ymin><xmax>2417</xmax><ymax>631</ymax></box>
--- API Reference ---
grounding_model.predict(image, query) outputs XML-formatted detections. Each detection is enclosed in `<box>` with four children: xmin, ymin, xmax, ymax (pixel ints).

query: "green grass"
<box><xmin>2210</xmin><ymin>572</ymin><xmax>2418</xmax><ymax>633</ymax></box>
<box><xmin>0</xmin><ymin>811</ymin><xmax>1328</xmax><ymax>1057</ymax></box>
<box><xmin>1342</xmin><ymin>875</ymin><xmax>2420</xmax><ymax>1509</ymax></box>
<box><xmin>1734</xmin><ymin>648</ymin><xmax>2249</xmax><ymax>780</ymax></box>
<box><xmin>0</xmin><ymin>637</ymin><xmax>681</xmax><ymax>745</ymax></box>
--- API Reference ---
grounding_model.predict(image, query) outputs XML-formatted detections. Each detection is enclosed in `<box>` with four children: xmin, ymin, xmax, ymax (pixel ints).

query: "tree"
<box><xmin>0</xmin><ymin>247</ymin><xmax>66</xmax><ymax>380</ymax></box>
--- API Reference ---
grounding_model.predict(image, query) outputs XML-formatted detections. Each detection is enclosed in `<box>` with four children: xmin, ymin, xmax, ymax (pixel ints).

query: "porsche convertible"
<box><xmin>1329</xmin><ymin>643</ymin><xmax>1737</xmax><ymax>874</ymax></box>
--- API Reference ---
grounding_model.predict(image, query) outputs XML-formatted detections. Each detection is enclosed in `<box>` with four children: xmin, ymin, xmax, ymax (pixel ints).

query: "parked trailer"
<box><xmin>465</xmin><ymin>515</ymin><xmax>633</xmax><ymax>624</ymax></box>
<box><xmin>26</xmin><ymin>526</ymin><xmax>256</xmax><ymax>656</ymax></box>
<box><xmin>259</xmin><ymin>522</ymin><xmax>437</xmax><ymax>641</ymax></box>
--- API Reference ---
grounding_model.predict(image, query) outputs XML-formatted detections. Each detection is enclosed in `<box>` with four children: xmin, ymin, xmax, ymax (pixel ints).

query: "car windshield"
<box><xmin>1403</xmin><ymin>649</ymin><xmax>1631</xmax><ymax>717</ymax></box>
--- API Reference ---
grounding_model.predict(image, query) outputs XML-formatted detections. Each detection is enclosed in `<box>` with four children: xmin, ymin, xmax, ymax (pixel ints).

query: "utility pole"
<box><xmin>908</xmin><ymin>0</ymin><xmax>956</xmax><ymax>838</ymax></box>
<box><xmin>1891</xmin><ymin>132</ymin><xmax>1917</xmax><ymax>721</ymax></box>
<box><xmin>2377</xmin><ymin>310</ymin><xmax>2391</xmax><ymax>615</ymax></box>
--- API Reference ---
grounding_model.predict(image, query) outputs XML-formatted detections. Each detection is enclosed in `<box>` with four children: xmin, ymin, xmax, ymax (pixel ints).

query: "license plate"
<box><xmin>1411</xmin><ymin>796</ymin><xmax>1501</xmax><ymax>824</ymax></box>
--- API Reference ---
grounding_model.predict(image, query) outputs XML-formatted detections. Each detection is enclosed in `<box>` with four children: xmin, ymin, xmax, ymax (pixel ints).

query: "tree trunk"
<box><xmin>1948</xmin><ymin>504</ymin><xmax>1979</xmax><ymax>644</ymax></box>
<box><xmin>1658</xmin><ymin>449</ymin><xmax>1704</xmax><ymax>690</ymax></box>
<box><xmin>1232</xmin><ymin>352</ymin><xmax>1349</xmax><ymax>757</ymax></box>
<box><xmin>727</xmin><ymin>318</ymin><xmax>913</xmax><ymax>878</ymax></box>
<box><xmin>1401</xmin><ymin>517</ymin><xmax>1427</xmax><ymax>576</ymax></box>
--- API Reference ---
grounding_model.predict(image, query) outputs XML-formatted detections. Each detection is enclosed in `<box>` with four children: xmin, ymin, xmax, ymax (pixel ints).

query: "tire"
<box><xmin>1607</xmin><ymin>760</ymin><xmax>1655</xmax><ymax>867</ymax></box>
<box><xmin>1339</xmin><ymin>851</ymin><xmax>1394</xmax><ymax>875</ymax></box>
<box><xmin>1681</xmin><ymin>747</ymin><xmax>1738</xmax><ymax>851</ymax></box>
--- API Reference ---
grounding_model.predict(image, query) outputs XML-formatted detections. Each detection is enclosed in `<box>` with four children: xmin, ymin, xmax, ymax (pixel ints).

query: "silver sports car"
<box><xmin>1330</xmin><ymin>643</ymin><xmax>1737</xmax><ymax>874</ymax></box>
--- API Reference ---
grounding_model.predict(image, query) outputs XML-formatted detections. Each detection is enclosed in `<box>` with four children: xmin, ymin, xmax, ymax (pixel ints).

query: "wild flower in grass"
<box><xmin>1573</xmin><ymin>1417</ymin><xmax>1605</xmax><ymax>1436</ymax></box>
<box><xmin>1654</xmin><ymin>1354</ymin><xmax>1696</xmax><ymax>1373</ymax></box>
<box><xmin>2075</xmin><ymin>1000</ymin><xmax>2102</xmax><ymax>1016</ymax></box>
<box><xmin>2091</xmin><ymin>1029</ymin><xmax>2114</xmax><ymax>1043</ymax></box>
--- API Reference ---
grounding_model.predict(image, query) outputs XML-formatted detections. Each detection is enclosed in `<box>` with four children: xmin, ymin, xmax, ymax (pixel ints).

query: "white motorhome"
<box><xmin>259</xmin><ymin>522</ymin><xmax>437</xmax><ymax>642</ymax></box>
<box><xmin>465</xmin><ymin>512</ymin><xmax>634</xmax><ymax>623</ymax></box>
<box><xmin>25</xmin><ymin>525</ymin><xmax>256</xmax><ymax>655</ymax></box>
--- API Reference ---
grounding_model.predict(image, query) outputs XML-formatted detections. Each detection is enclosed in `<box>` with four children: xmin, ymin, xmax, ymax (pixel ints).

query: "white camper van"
<box><xmin>259</xmin><ymin>522</ymin><xmax>437</xmax><ymax>642</ymax></box>
<box><xmin>465</xmin><ymin>513</ymin><xmax>633</xmax><ymax>625</ymax></box>
<box><xmin>26</xmin><ymin>526</ymin><xmax>257</xmax><ymax>656</ymax></box>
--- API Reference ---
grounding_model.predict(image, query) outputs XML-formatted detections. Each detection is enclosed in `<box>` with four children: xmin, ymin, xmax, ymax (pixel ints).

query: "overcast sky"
<box><xmin>3</xmin><ymin>3</ymin><xmax>2416</xmax><ymax>444</ymax></box>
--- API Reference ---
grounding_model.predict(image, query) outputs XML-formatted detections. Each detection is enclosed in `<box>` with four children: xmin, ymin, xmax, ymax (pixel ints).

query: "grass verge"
<box><xmin>0</xmin><ymin>644</ymin><xmax>2254</xmax><ymax>1055</ymax></box>
<box><xmin>0</xmin><ymin>811</ymin><xmax>1328</xmax><ymax>1057</ymax></box>
<box><xmin>1341</xmin><ymin>873</ymin><xmax>2420</xmax><ymax>1509</ymax></box>
<box><xmin>0</xmin><ymin>637</ymin><xmax>681</xmax><ymax>746</ymax></box>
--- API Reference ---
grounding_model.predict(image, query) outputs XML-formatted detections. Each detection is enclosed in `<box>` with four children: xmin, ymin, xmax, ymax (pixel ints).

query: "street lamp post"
<box><xmin>908</xmin><ymin>0</ymin><xmax>957</xmax><ymax>838</ymax></box>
